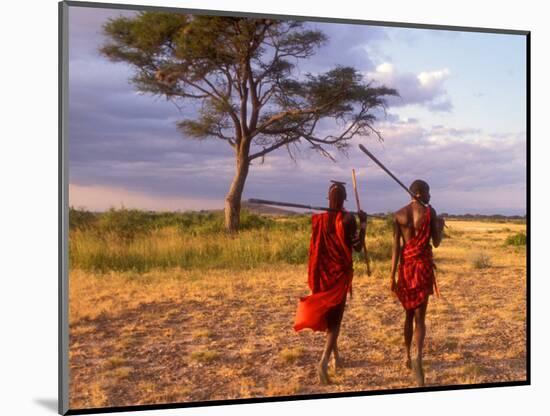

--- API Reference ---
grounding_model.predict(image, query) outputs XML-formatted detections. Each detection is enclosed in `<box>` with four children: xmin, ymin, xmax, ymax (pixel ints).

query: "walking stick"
<box><xmin>351</xmin><ymin>169</ymin><xmax>371</xmax><ymax>276</ymax></box>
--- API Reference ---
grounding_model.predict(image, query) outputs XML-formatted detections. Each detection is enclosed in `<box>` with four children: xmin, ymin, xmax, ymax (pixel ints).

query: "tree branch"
<box><xmin>248</xmin><ymin>136</ymin><xmax>298</xmax><ymax>161</ymax></box>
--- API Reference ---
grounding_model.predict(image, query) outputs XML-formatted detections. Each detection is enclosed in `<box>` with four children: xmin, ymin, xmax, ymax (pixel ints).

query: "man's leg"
<box><xmin>404</xmin><ymin>308</ymin><xmax>415</xmax><ymax>369</ymax></box>
<box><xmin>412</xmin><ymin>299</ymin><xmax>429</xmax><ymax>386</ymax></box>
<box><xmin>332</xmin><ymin>341</ymin><xmax>342</xmax><ymax>371</ymax></box>
<box><xmin>318</xmin><ymin>311</ymin><xmax>337</xmax><ymax>384</ymax></box>
<box><xmin>332</xmin><ymin>297</ymin><xmax>347</xmax><ymax>370</ymax></box>
<box><xmin>319</xmin><ymin>298</ymin><xmax>346</xmax><ymax>383</ymax></box>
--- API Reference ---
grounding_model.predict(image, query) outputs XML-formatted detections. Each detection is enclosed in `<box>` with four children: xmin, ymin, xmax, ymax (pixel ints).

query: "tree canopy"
<box><xmin>100</xmin><ymin>13</ymin><xmax>398</xmax><ymax>230</ymax></box>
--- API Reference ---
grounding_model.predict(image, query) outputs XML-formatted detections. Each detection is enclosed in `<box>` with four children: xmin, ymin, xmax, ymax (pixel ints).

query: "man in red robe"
<box><xmin>390</xmin><ymin>179</ymin><xmax>445</xmax><ymax>386</ymax></box>
<box><xmin>293</xmin><ymin>181</ymin><xmax>366</xmax><ymax>384</ymax></box>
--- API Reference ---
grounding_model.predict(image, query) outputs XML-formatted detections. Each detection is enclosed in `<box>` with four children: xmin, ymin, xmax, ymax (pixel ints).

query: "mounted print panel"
<box><xmin>59</xmin><ymin>1</ymin><xmax>529</xmax><ymax>414</ymax></box>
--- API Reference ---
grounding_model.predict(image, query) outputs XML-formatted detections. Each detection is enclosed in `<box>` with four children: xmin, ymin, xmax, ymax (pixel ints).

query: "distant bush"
<box><xmin>505</xmin><ymin>232</ymin><xmax>527</xmax><ymax>246</ymax></box>
<box><xmin>176</xmin><ymin>209</ymin><xmax>283</xmax><ymax>235</ymax></box>
<box><xmin>178</xmin><ymin>211</ymin><xmax>224</xmax><ymax>235</ymax></box>
<box><xmin>383</xmin><ymin>213</ymin><xmax>394</xmax><ymax>230</ymax></box>
<box><xmin>274</xmin><ymin>239</ymin><xmax>309</xmax><ymax>264</ymax></box>
<box><xmin>69</xmin><ymin>207</ymin><xmax>97</xmax><ymax>230</ymax></box>
<box><xmin>367</xmin><ymin>215</ymin><xmax>393</xmax><ymax>237</ymax></box>
<box><xmin>98</xmin><ymin>208</ymin><xmax>155</xmax><ymax>241</ymax></box>
<box><xmin>240</xmin><ymin>210</ymin><xmax>276</xmax><ymax>231</ymax></box>
<box><xmin>368</xmin><ymin>238</ymin><xmax>393</xmax><ymax>261</ymax></box>
<box><xmin>69</xmin><ymin>208</ymin><xmax>285</xmax><ymax>238</ymax></box>
<box><xmin>471</xmin><ymin>252</ymin><xmax>491</xmax><ymax>269</ymax></box>
<box><xmin>273</xmin><ymin>215</ymin><xmax>311</xmax><ymax>232</ymax></box>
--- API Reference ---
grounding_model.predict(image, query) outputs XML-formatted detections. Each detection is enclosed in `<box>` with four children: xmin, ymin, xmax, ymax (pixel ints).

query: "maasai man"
<box><xmin>390</xmin><ymin>179</ymin><xmax>445</xmax><ymax>386</ymax></box>
<box><xmin>293</xmin><ymin>181</ymin><xmax>367</xmax><ymax>384</ymax></box>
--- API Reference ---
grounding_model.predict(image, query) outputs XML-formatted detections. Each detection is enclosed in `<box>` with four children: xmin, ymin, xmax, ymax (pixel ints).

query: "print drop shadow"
<box><xmin>33</xmin><ymin>398</ymin><xmax>58</xmax><ymax>413</ymax></box>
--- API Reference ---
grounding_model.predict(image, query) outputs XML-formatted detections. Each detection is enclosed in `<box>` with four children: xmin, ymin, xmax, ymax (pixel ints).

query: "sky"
<box><xmin>67</xmin><ymin>6</ymin><xmax>527</xmax><ymax>215</ymax></box>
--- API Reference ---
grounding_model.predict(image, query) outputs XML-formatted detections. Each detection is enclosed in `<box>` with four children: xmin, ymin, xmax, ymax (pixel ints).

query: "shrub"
<box><xmin>239</xmin><ymin>209</ymin><xmax>275</xmax><ymax>231</ymax></box>
<box><xmin>176</xmin><ymin>211</ymin><xmax>222</xmax><ymax>235</ymax></box>
<box><xmin>471</xmin><ymin>252</ymin><xmax>491</xmax><ymax>269</ymax></box>
<box><xmin>274</xmin><ymin>239</ymin><xmax>309</xmax><ymax>264</ymax></box>
<box><xmin>505</xmin><ymin>232</ymin><xmax>527</xmax><ymax>246</ymax></box>
<box><xmin>176</xmin><ymin>210</ymin><xmax>276</xmax><ymax>235</ymax></box>
<box><xmin>383</xmin><ymin>213</ymin><xmax>395</xmax><ymax>231</ymax></box>
<box><xmin>98</xmin><ymin>208</ymin><xmax>154</xmax><ymax>241</ymax></box>
<box><xmin>366</xmin><ymin>218</ymin><xmax>393</xmax><ymax>239</ymax></box>
<box><xmin>69</xmin><ymin>207</ymin><xmax>97</xmax><ymax>230</ymax></box>
<box><xmin>368</xmin><ymin>238</ymin><xmax>393</xmax><ymax>261</ymax></box>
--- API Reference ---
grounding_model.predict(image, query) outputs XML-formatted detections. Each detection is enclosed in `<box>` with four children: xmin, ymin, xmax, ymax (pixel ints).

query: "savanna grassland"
<box><xmin>68</xmin><ymin>208</ymin><xmax>527</xmax><ymax>409</ymax></box>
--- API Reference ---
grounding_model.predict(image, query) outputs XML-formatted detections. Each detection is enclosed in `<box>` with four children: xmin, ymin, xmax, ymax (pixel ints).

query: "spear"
<box><xmin>358</xmin><ymin>144</ymin><xmax>428</xmax><ymax>207</ymax></box>
<box><xmin>358</xmin><ymin>144</ymin><xmax>448</xmax><ymax>228</ymax></box>
<box><xmin>351</xmin><ymin>169</ymin><xmax>371</xmax><ymax>276</ymax></box>
<box><xmin>247</xmin><ymin>198</ymin><xmax>383</xmax><ymax>218</ymax></box>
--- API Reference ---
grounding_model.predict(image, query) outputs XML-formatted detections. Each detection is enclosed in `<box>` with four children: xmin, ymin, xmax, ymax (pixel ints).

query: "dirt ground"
<box><xmin>68</xmin><ymin>220</ymin><xmax>527</xmax><ymax>409</ymax></box>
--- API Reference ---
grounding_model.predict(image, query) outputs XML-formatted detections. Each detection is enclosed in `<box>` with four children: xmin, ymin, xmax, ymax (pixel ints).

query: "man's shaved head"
<box><xmin>409</xmin><ymin>180</ymin><xmax>429</xmax><ymax>195</ymax></box>
<box><xmin>409</xmin><ymin>179</ymin><xmax>430</xmax><ymax>204</ymax></box>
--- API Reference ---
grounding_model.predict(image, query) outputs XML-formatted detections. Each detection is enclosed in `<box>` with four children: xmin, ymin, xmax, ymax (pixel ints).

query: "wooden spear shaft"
<box><xmin>352</xmin><ymin>169</ymin><xmax>371</xmax><ymax>276</ymax></box>
<box><xmin>358</xmin><ymin>144</ymin><xmax>428</xmax><ymax>207</ymax></box>
<box><xmin>358</xmin><ymin>144</ymin><xmax>448</xmax><ymax>228</ymax></box>
<box><xmin>247</xmin><ymin>198</ymin><xmax>383</xmax><ymax>218</ymax></box>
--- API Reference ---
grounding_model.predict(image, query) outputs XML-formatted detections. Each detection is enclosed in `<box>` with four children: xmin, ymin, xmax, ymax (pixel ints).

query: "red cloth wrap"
<box><xmin>293</xmin><ymin>212</ymin><xmax>353</xmax><ymax>332</ymax></box>
<box><xmin>396</xmin><ymin>207</ymin><xmax>435</xmax><ymax>310</ymax></box>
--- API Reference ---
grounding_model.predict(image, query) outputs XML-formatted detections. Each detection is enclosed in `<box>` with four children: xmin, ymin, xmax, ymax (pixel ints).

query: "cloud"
<box><xmin>239</xmin><ymin>117</ymin><xmax>526</xmax><ymax>215</ymax></box>
<box><xmin>418</xmin><ymin>68</ymin><xmax>450</xmax><ymax>88</ymax></box>
<box><xmin>299</xmin><ymin>22</ymin><xmax>388</xmax><ymax>74</ymax></box>
<box><xmin>365</xmin><ymin>63</ymin><xmax>453</xmax><ymax>112</ymax></box>
<box><xmin>353</xmin><ymin>118</ymin><xmax>527</xmax><ymax>212</ymax></box>
<box><xmin>65</xmin><ymin>6</ymin><xmax>525</xmax><ymax>215</ymax></box>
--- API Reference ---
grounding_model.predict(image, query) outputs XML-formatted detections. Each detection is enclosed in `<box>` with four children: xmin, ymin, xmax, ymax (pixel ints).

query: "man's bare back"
<box><xmin>394</xmin><ymin>201</ymin><xmax>443</xmax><ymax>247</ymax></box>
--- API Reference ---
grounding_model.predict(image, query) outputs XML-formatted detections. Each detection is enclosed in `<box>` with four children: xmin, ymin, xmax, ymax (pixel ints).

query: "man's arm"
<box><xmin>344</xmin><ymin>211</ymin><xmax>366</xmax><ymax>252</ymax></box>
<box><xmin>390</xmin><ymin>216</ymin><xmax>401</xmax><ymax>293</ymax></box>
<box><xmin>352</xmin><ymin>211</ymin><xmax>367</xmax><ymax>253</ymax></box>
<box><xmin>430</xmin><ymin>207</ymin><xmax>445</xmax><ymax>248</ymax></box>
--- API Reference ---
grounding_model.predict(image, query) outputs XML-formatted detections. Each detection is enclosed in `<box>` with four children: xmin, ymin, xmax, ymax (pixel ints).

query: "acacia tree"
<box><xmin>100</xmin><ymin>13</ymin><xmax>398</xmax><ymax>232</ymax></box>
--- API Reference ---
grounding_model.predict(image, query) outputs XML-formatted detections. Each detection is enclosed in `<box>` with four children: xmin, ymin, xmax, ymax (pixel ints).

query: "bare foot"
<box><xmin>405</xmin><ymin>356</ymin><xmax>412</xmax><ymax>370</ymax></box>
<box><xmin>318</xmin><ymin>362</ymin><xmax>330</xmax><ymax>385</ymax></box>
<box><xmin>412</xmin><ymin>358</ymin><xmax>425</xmax><ymax>387</ymax></box>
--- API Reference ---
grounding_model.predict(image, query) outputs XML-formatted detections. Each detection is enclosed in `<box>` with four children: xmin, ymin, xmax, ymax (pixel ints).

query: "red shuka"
<box><xmin>396</xmin><ymin>207</ymin><xmax>436</xmax><ymax>310</ymax></box>
<box><xmin>293</xmin><ymin>211</ymin><xmax>353</xmax><ymax>332</ymax></box>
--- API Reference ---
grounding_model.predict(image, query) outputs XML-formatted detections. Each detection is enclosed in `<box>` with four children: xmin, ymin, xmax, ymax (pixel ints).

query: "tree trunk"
<box><xmin>224</xmin><ymin>156</ymin><xmax>250</xmax><ymax>232</ymax></box>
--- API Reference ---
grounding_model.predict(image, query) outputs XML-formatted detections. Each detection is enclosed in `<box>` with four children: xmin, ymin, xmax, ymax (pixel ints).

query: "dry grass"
<box><xmin>471</xmin><ymin>252</ymin><xmax>492</xmax><ymax>269</ymax></box>
<box><xmin>190</xmin><ymin>350</ymin><xmax>219</xmax><ymax>363</ymax></box>
<box><xmin>69</xmin><ymin>219</ymin><xmax>527</xmax><ymax>409</ymax></box>
<box><xmin>279</xmin><ymin>347</ymin><xmax>305</xmax><ymax>364</ymax></box>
